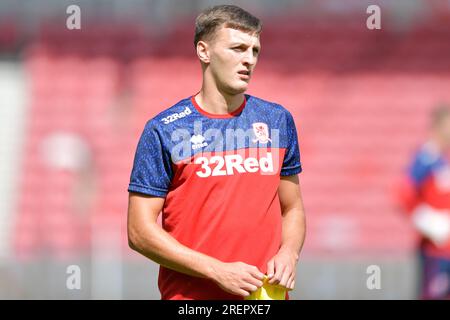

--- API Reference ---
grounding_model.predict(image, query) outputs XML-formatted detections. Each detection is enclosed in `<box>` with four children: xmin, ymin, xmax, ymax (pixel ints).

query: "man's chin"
<box><xmin>227</xmin><ymin>83</ymin><xmax>249</xmax><ymax>95</ymax></box>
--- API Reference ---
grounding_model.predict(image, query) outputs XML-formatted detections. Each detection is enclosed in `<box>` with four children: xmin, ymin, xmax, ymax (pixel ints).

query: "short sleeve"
<box><xmin>280</xmin><ymin>112</ymin><xmax>302</xmax><ymax>176</ymax></box>
<box><xmin>409</xmin><ymin>149</ymin><xmax>441</xmax><ymax>188</ymax></box>
<box><xmin>409</xmin><ymin>157</ymin><xmax>431</xmax><ymax>187</ymax></box>
<box><xmin>128</xmin><ymin>120</ymin><xmax>173</xmax><ymax>197</ymax></box>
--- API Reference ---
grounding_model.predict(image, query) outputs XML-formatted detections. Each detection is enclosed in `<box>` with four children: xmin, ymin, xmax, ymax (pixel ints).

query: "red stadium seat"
<box><xmin>13</xmin><ymin>19</ymin><xmax>450</xmax><ymax>260</ymax></box>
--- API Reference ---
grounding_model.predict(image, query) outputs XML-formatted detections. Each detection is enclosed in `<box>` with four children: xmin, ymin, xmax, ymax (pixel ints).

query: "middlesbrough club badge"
<box><xmin>252</xmin><ymin>122</ymin><xmax>272</xmax><ymax>144</ymax></box>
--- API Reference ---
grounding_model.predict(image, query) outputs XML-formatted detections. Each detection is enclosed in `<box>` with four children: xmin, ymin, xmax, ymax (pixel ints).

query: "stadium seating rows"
<box><xmin>13</xmin><ymin>20</ymin><xmax>450</xmax><ymax>260</ymax></box>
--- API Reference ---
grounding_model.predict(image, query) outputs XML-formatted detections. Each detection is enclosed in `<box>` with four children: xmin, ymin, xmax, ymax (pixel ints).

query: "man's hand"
<box><xmin>211</xmin><ymin>261</ymin><xmax>265</xmax><ymax>297</ymax></box>
<box><xmin>412</xmin><ymin>204</ymin><xmax>450</xmax><ymax>246</ymax></box>
<box><xmin>266</xmin><ymin>247</ymin><xmax>299</xmax><ymax>290</ymax></box>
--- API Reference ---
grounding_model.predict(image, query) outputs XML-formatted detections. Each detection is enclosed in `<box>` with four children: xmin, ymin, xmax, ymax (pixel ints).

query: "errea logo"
<box><xmin>190</xmin><ymin>134</ymin><xmax>208</xmax><ymax>150</ymax></box>
<box><xmin>161</xmin><ymin>107</ymin><xmax>192</xmax><ymax>124</ymax></box>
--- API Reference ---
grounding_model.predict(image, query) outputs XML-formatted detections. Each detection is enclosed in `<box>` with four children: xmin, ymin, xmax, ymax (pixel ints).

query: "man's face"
<box><xmin>205</xmin><ymin>26</ymin><xmax>260</xmax><ymax>95</ymax></box>
<box><xmin>438</xmin><ymin>115</ymin><xmax>450</xmax><ymax>148</ymax></box>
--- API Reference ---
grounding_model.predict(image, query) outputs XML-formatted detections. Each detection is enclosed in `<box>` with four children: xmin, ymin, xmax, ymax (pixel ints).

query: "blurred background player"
<box><xmin>397</xmin><ymin>105</ymin><xmax>450</xmax><ymax>299</ymax></box>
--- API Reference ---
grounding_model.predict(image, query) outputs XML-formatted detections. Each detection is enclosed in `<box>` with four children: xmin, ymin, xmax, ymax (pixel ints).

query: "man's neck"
<box><xmin>195</xmin><ymin>84</ymin><xmax>245</xmax><ymax>115</ymax></box>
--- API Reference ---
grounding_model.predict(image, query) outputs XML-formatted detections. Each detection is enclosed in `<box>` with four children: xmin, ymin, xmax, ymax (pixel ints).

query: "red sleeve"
<box><xmin>393</xmin><ymin>176</ymin><xmax>421</xmax><ymax>215</ymax></box>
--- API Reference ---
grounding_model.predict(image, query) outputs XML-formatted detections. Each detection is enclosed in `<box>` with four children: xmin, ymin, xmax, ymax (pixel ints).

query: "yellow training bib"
<box><xmin>245</xmin><ymin>275</ymin><xmax>290</xmax><ymax>300</ymax></box>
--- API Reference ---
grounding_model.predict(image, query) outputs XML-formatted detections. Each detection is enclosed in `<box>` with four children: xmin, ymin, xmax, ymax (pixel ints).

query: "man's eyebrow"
<box><xmin>230</xmin><ymin>42</ymin><xmax>247</xmax><ymax>46</ymax></box>
<box><xmin>230</xmin><ymin>42</ymin><xmax>261</xmax><ymax>50</ymax></box>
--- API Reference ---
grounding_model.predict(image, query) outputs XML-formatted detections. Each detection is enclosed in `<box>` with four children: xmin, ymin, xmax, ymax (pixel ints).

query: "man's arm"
<box><xmin>127</xmin><ymin>192</ymin><xmax>264</xmax><ymax>297</ymax></box>
<box><xmin>267</xmin><ymin>174</ymin><xmax>306</xmax><ymax>289</ymax></box>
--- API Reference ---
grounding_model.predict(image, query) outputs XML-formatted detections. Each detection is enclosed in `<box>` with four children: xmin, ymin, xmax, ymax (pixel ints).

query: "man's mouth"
<box><xmin>237</xmin><ymin>70</ymin><xmax>251</xmax><ymax>79</ymax></box>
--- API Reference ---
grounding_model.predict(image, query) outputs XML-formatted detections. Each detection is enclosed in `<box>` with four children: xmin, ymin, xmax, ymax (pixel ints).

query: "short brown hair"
<box><xmin>194</xmin><ymin>5</ymin><xmax>262</xmax><ymax>47</ymax></box>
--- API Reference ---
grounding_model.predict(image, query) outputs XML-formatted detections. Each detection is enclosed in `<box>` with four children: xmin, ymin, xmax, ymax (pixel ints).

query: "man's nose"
<box><xmin>242</xmin><ymin>48</ymin><xmax>256</xmax><ymax>66</ymax></box>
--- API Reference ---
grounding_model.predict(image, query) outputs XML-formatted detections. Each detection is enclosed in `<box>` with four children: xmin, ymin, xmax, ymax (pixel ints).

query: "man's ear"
<box><xmin>196</xmin><ymin>41</ymin><xmax>210</xmax><ymax>64</ymax></box>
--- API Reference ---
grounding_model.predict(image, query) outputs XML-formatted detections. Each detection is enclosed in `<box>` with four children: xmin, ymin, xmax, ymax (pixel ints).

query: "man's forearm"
<box><xmin>280</xmin><ymin>207</ymin><xmax>306</xmax><ymax>258</ymax></box>
<box><xmin>129</xmin><ymin>222</ymin><xmax>221</xmax><ymax>280</ymax></box>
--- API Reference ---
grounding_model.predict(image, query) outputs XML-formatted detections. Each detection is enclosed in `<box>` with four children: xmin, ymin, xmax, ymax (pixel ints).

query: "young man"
<box><xmin>397</xmin><ymin>105</ymin><xmax>450</xmax><ymax>299</ymax></box>
<box><xmin>127</xmin><ymin>5</ymin><xmax>306</xmax><ymax>300</ymax></box>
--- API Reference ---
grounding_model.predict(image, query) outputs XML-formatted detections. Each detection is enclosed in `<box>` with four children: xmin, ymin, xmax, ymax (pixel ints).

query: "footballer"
<box><xmin>398</xmin><ymin>105</ymin><xmax>450</xmax><ymax>299</ymax></box>
<box><xmin>127</xmin><ymin>4</ymin><xmax>306</xmax><ymax>300</ymax></box>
